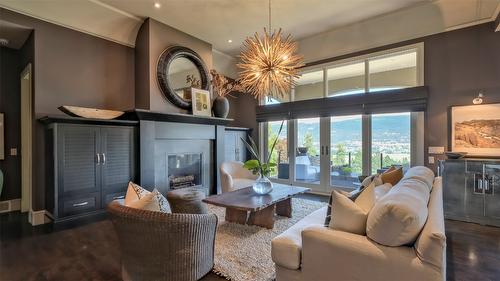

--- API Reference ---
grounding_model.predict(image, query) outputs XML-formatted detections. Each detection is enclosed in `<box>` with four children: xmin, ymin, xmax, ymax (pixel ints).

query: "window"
<box><xmin>330</xmin><ymin>115</ymin><xmax>363</xmax><ymax>189</ymax></box>
<box><xmin>267</xmin><ymin>120</ymin><xmax>288</xmax><ymax>179</ymax></box>
<box><xmin>294</xmin><ymin>70</ymin><xmax>324</xmax><ymax>101</ymax></box>
<box><xmin>260</xmin><ymin>44</ymin><xmax>424</xmax><ymax>193</ymax></box>
<box><xmin>369</xmin><ymin>50</ymin><xmax>418</xmax><ymax>92</ymax></box>
<box><xmin>327</xmin><ymin>62</ymin><xmax>365</xmax><ymax>97</ymax></box>
<box><xmin>295</xmin><ymin>118</ymin><xmax>320</xmax><ymax>183</ymax></box>
<box><xmin>371</xmin><ymin>113</ymin><xmax>411</xmax><ymax>174</ymax></box>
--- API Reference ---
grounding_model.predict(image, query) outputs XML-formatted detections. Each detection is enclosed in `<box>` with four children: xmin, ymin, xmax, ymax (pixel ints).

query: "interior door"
<box><xmin>100</xmin><ymin>127</ymin><xmax>136</xmax><ymax>204</ymax></box>
<box><xmin>484</xmin><ymin>164</ymin><xmax>500</xmax><ymax>220</ymax></box>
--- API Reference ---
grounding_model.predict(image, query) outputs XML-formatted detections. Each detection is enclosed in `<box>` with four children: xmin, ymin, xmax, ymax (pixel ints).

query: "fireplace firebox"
<box><xmin>168</xmin><ymin>153</ymin><xmax>202</xmax><ymax>189</ymax></box>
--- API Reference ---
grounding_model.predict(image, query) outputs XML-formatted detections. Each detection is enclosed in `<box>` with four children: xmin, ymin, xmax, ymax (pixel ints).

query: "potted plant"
<box><xmin>241</xmin><ymin>120</ymin><xmax>285</xmax><ymax>194</ymax></box>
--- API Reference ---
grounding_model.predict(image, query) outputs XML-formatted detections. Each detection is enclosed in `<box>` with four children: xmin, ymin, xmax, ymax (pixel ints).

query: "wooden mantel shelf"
<box><xmin>121</xmin><ymin>109</ymin><xmax>234</xmax><ymax>126</ymax></box>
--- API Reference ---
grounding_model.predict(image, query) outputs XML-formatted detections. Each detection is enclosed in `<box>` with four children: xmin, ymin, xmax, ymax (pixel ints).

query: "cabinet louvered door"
<box><xmin>57</xmin><ymin>125</ymin><xmax>101</xmax><ymax>198</ymax></box>
<box><xmin>100</xmin><ymin>127</ymin><xmax>136</xmax><ymax>204</ymax></box>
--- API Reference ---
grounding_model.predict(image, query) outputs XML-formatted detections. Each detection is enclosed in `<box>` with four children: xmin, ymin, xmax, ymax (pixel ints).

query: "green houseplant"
<box><xmin>241</xmin><ymin>120</ymin><xmax>285</xmax><ymax>194</ymax></box>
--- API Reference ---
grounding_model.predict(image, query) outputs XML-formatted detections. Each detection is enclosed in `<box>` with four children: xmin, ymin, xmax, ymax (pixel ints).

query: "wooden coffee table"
<box><xmin>203</xmin><ymin>183</ymin><xmax>310</xmax><ymax>229</ymax></box>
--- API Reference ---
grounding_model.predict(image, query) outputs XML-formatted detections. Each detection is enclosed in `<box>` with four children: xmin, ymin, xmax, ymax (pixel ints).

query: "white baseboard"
<box><xmin>0</xmin><ymin>198</ymin><xmax>21</xmax><ymax>213</ymax></box>
<box><xmin>29</xmin><ymin>210</ymin><xmax>51</xmax><ymax>226</ymax></box>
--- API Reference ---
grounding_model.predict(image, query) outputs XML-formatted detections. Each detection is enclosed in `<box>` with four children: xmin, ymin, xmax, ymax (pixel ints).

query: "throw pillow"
<box><xmin>124</xmin><ymin>182</ymin><xmax>171</xmax><ymax>213</ymax></box>
<box><xmin>366</xmin><ymin>178</ymin><xmax>430</xmax><ymax>246</ymax></box>
<box><xmin>124</xmin><ymin>182</ymin><xmax>150</xmax><ymax>206</ymax></box>
<box><xmin>329</xmin><ymin>191</ymin><xmax>367</xmax><ymax>235</ymax></box>
<box><xmin>381</xmin><ymin>167</ymin><xmax>404</xmax><ymax>186</ymax></box>
<box><xmin>354</xmin><ymin>181</ymin><xmax>392</xmax><ymax>212</ymax></box>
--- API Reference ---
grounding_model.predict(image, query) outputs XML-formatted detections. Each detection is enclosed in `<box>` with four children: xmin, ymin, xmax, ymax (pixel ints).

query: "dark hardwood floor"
<box><xmin>1</xmin><ymin>194</ymin><xmax>499</xmax><ymax>281</ymax></box>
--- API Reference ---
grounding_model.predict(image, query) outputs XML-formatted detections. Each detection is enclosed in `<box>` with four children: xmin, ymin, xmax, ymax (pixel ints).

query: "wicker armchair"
<box><xmin>107</xmin><ymin>200</ymin><xmax>218</xmax><ymax>281</ymax></box>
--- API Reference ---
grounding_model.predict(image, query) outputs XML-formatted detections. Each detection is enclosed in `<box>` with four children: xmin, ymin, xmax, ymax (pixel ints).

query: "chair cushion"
<box><xmin>330</xmin><ymin>190</ymin><xmax>368</xmax><ymax>235</ymax></box>
<box><xmin>166</xmin><ymin>188</ymin><xmax>208</xmax><ymax>214</ymax></box>
<box><xmin>272</xmin><ymin>206</ymin><xmax>327</xmax><ymax>270</ymax></box>
<box><xmin>366</xmin><ymin>178</ymin><xmax>430</xmax><ymax>246</ymax></box>
<box><xmin>232</xmin><ymin>178</ymin><xmax>256</xmax><ymax>190</ymax></box>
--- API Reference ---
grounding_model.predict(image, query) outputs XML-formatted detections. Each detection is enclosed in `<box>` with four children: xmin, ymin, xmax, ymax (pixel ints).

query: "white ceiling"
<box><xmin>0</xmin><ymin>0</ymin><xmax>498</xmax><ymax>57</ymax></box>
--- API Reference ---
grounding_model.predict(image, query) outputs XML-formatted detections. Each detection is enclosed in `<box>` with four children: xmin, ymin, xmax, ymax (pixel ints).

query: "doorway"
<box><xmin>20</xmin><ymin>63</ymin><xmax>32</xmax><ymax>213</ymax></box>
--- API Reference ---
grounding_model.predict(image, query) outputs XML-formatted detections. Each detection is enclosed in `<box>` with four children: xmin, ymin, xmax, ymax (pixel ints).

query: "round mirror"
<box><xmin>157</xmin><ymin>46</ymin><xmax>210</xmax><ymax>110</ymax></box>
<box><xmin>167</xmin><ymin>57</ymin><xmax>201</xmax><ymax>102</ymax></box>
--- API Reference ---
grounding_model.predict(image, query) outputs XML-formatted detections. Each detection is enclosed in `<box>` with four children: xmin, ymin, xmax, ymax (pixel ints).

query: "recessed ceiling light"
<box><xmin>227</xmin><ymin>39</ymin><xmax>233</xmax><ymax>43</ymax></box>
<box><xmin>154</xmin><ymin>2</ymin><xmax>161</xmax><ymax>8</ymax></box>
<box><xmin>0</xmin><ymin>38</ymin><xmax>9</xmax><ymax>46</ymax></box>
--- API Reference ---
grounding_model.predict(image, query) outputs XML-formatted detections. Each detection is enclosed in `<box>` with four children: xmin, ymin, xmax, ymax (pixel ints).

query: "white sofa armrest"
<box><xmin>301</xmin><ymin>226</ymin><xmax>442</xmax><ymax>281</ymax></box>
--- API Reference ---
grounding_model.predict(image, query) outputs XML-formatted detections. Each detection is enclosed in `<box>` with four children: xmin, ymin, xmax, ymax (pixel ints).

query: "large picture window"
<box><xmin>261</xmin><ymin>43</ymin><xmax>424</xmax><ymax>193</ymax></box>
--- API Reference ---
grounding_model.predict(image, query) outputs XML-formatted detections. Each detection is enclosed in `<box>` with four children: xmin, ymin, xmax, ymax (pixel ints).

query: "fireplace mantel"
<box><xmin>122</xmin><ymin>109</ymin><xmax>233</xmax><ymax>126</ymax></box>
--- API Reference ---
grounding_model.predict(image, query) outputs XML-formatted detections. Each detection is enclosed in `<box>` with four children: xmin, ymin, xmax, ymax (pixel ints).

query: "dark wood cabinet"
<box><xmin>46</xmin><ymin>121</ymin><xmax>137</xmax><ymax>222</ymax></box>
<box><xmin>440</xmin><ymin>159</ymin><xmax>500</xmax><ymax>227</ymax></box>
<box><xmin>224</xmin><ymin>127</ymin><xmax>251</xmax><ymax>163</ymax></box>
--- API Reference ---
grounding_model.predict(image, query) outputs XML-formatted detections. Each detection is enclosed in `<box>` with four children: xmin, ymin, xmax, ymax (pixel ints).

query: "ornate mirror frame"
<box><xmin>157</xmin><ymin>46</ymin><xmax>210</xmax><ymax>110</ymax></box>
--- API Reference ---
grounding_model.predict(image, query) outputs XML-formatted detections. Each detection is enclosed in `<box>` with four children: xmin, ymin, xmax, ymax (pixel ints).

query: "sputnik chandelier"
<box><xmin>237</xmin><ymin>0</ymin><xmax>304</xmax><ymax>100</ymax></box>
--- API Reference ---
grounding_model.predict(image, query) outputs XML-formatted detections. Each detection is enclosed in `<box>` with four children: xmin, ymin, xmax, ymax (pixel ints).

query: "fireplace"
<box><xmin>168</xmin><ymin>153</ymin><xmax>203</xmax><ymax>189</ymax></box>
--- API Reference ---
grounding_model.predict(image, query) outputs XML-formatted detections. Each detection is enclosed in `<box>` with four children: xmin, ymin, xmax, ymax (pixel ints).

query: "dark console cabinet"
<box><xmin>43</xmin><ymin>118</ymin><xmax>138</xmax><ymax>222</ymax></box>
<box><xmin>224</xmin><ymin>127</ymin><xmax>251</xmax><ymax>163</ymax></box>
<box><xmin>440</xmin><ymin>159</ymin><xmax>500</xmax><ymax>227</ymax></box>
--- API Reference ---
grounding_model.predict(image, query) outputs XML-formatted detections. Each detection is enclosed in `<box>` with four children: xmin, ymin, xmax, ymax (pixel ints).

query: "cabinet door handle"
<box><xmin>73</xmin><ymin>201</ymin><xmax>89</xmax><ymax>207</ymax></box>
<box><xmin>113</xmin><ymin>195</ymin><xmax>125</xmax><ymax>200</ymax></box>
<box><xmin>96</xmin><ymin>153</ymin><xmax>101</xmax><ymax>164</ymax></box>
<box><xmin>102</xmin><ymin>153</ymin><xmax>106</xmax><ymax>164</ymax></box>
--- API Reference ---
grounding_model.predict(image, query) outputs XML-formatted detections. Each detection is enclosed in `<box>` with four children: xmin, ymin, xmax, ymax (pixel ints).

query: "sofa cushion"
<box><xmin>381</xmin><ymin>167</ymin><xmax>404</xmax><ymax>186</ymax></box>
<box><xmin>403</xmin><ymin>166</ymin><xmax>435</xmax><ymax>191</ymax></box>
<box><xmin>272</xmin><ymin>206</ymin><xmax>327</xmax><ymax>270</ymax></box>
<box><xmin>366</xmin><ymin>178</ymin><xmax>430</xmax><ymax>246</ymax></box>
<box><xmin>330</xmin><ymin>191</ymin><xmax>368</xmax><ymax>235</ymax></box>
<box><xmin>415</xmin><ymin>177</ymin><xmax>446</xmax><ymax>269</ymax></box>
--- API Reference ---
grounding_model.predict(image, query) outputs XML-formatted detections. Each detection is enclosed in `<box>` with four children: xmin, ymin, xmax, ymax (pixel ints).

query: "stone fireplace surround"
<box><xmin>128</xmin><ymin>109</ymin><xmax>231</xmax><ymax>195</ymax></box>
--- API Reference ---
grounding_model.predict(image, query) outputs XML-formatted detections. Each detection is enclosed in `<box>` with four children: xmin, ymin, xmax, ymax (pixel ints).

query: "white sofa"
<box><xmin>272</xmin><ymin>169</ymin><xmax>446</xmax><ymax>281</ymax></box>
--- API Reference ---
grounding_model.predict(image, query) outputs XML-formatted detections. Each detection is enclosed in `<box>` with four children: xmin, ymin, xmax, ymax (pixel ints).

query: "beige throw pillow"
<box><xmin>355</xmin><ymin>182</ymin><xmax>392</xmax><ymax>212</ymax></box>
<box><xmin>124</xmin><ymin>182</ymin><xmax>170</xmax><ymax>213</ymax></box>
<box><xmin>330</xmin><ymin>191</ymin><xmax>368</xmax><ymax>235</ymax></box>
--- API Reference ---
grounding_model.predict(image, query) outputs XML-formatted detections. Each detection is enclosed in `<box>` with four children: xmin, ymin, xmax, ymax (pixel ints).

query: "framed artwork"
<box><xmin>191</xmin><ymin>88</ymin><xmax>212</xmax><ymax>117</ymax></box>
<box><xmin>451</xmin><ymin>103</ymin><xmax>500</xmax><ymax>157</ymax></box>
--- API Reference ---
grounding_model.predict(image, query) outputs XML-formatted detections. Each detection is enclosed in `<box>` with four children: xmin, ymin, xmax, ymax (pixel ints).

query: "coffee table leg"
<box><xmin>247</xmin><ymin>204</ymin><xmax>275</xmax><ymax>229</ymax></box>
<box><xmin>225</xmin><ymin>208</ymin><xmax>248</xmax><ymax>225</ymax></box>
<box><xmin>276</xmin><ymin>198</ymin><xmax>292</xmax><ymax>218</ymax></box>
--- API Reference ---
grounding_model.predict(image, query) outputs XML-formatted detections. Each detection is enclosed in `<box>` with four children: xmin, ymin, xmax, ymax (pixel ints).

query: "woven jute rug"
<box><xmin>208</xmin><ymin>198</ymin><xmax>326</xmax><ymax>281</ymax></box>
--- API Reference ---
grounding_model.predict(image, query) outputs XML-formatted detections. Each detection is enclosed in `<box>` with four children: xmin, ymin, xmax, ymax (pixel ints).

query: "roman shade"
<box><xmin>256</xmin><ymin>86</ymin><xmax>428</xmax><ymax>122</ymax></box>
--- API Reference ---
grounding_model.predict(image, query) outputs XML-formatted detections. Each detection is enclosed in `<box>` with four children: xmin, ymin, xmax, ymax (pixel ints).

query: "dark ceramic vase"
<box><xmin>212</xmin><ymin>96</ymin><xmax>229</xmax><ymax>118</ymax></box>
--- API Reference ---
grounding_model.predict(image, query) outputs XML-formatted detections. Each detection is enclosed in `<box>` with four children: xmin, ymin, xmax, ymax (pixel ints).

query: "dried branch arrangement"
<box><xmin>210</xmin><ymin>69</ymin><xmax>245</xmax><ymax>97</ymax></box>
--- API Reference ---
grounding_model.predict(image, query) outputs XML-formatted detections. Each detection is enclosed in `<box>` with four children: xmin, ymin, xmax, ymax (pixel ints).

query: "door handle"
<box><xmin>102</xmin><ymin>153</ymin><xmax>106</xmax><ymax>165</ymax></box>
<box><xmin>96</xmin><ymin>153</ymin><xmax>101</xmax><ymax>164</ymax></box>
<box><xmin>326</xmin><ymin>145</ymin><xmax>329</xmax><ymax>156</ymax></box>
<box><xmin>73</xmin><ymin>201</ymin><xmax>89</xmax><ymax>207</ymax></box>
<box><xmin>321</xmin><ymin>146</ymin><xmax>324</xmax><ymax>155</ymax></box>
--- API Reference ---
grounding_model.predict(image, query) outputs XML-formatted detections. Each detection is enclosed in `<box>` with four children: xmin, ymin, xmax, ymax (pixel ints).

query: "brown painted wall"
<box><xmin>0</xmin><ymin>47</ymin><xmax>21</xmax><ymax>200</ymax></box>
<box><xmin>1</xmin><ymin>8</ymin><xmax>135</xmax><ymax>210</ymax></box>
<box><xmin>135</xmin><ymin>18</ymin><xmax>213</xmax><ymax>114</ymax></box>
<box><xmin>227</xmin><ymin>92</ymin><xmax>259</xmax><ymax>140</ymax></box>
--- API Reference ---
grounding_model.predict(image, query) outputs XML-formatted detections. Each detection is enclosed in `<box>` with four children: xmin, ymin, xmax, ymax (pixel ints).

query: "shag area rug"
<box><xmin>208</xmin><ymin>198</ymin><xmax>326</xmax><ymax>281</ymax></box>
